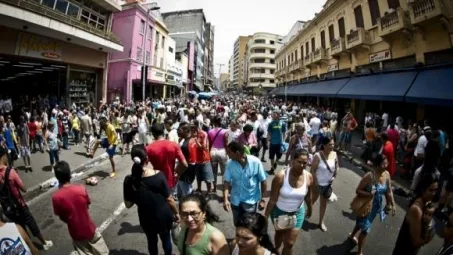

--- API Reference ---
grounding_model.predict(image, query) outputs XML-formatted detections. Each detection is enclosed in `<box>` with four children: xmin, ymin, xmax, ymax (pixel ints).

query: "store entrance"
<box><xmin>0</xmin><ymin>55</ymin><xmax>66</xmax><ymax>121</ymax></box>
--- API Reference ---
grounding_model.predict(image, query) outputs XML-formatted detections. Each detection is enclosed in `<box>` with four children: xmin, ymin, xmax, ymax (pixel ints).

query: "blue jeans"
<box><xmin>49</xmin><ymin>149</ymin><xmax>59</xmax><ymax>165</ymax></box>
<box><xmin>144</xmin><ymin>230</ymin><xmax>172</xmax><ymax>255</ymax></box>
<box><xmin>177</xmin><ymin>181</ymin><xmax>193</xmax><ymax>200</ymax></box>
<box><xmin>232</xmin><ymin>202</ymin><xmax>258</xmax><ymax>227</ymax></box>
<box><xmin>62</xmin><ymin>133</ymin><xmax>69</xmax><ymax>149</ymax></box>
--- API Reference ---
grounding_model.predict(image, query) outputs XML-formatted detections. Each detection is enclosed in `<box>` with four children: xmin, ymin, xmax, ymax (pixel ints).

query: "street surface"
<box><xmin>22</xmin><ymin>149</ymin><xmax>443</xmax><ymax>255</ymax></box>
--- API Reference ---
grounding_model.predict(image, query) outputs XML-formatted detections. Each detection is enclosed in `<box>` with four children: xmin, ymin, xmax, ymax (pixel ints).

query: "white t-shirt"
<box><xmin>309</xmin><ymin>117</ymin><xmax>321</xmax><ymax>135</ymax></box>
<box><xmin>382</xmin><ymin>113</ymin><xmax>389</xmax><ymax>127</ymax></box>
<box><xmin>259</xmin><ymin>118</ymin><xmax>271</xmax><ymax>138</ymax></box>
<box><xmin>414</xmin><ymin>135</ymin><xmax>428</xmax><ymax>157</ymax></box>
<box><xmin>0</xmin><ymin>223</ymin><xmax>32</xmax><ymax>255</ymax></box>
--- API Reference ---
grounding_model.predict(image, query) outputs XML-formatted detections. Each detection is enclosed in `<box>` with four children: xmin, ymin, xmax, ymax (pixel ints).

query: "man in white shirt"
<box><xmin>382</xmin><ymin>112</ymin><xmax>389</xmax><ymax>129</ymax></box>
<box><xmin>164</xmin><ymin>118</ymin><xmax>179</xmax><ymax>143</ymax></box>
<box><xmin>258</xmin><ymin>111</ymin><xmax>271</xmax><ymax>162</ymax></box>
<box><xmin>309</xmin><ymin>113</ymin><xmax>321</xmax><ymax>144</ymax></box>
<box><xmin>413</xmin><ymin>126</ymin><xmax>431</xmax><ymax>173</ymax></box>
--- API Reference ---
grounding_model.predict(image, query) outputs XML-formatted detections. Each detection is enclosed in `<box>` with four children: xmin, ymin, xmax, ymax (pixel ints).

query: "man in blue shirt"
<box><xmin>223</xmin><ymin>141</ymin><xmax>267</xmax><ymax>226</ymax></box>
<box><xmin>267</xmin><ymin>111</ymin><xmax>286</xmax><ymax>175</ymax></box>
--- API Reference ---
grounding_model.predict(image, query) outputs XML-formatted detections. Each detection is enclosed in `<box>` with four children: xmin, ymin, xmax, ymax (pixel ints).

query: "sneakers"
<box><xmin>43</xmin><ymin>240</ymin><xmax>53</xmax><ymax>250</ymax></box>
<box><xmin>109</xmin><ymin>172</ymin><xmax>117</xmax><ymax>178</ymax></box>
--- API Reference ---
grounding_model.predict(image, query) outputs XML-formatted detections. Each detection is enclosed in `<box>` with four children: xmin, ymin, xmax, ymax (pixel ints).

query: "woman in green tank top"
<box><xmin>178</xmin><ymin>194</ymin><xmax>229</xmax><ymax>255</ymax></box>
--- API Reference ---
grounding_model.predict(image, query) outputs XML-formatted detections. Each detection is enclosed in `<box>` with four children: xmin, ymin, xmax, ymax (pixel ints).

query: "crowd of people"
<box><xmin>0</xmin><ymin>93</ymin><xmax>452</xmax><ymax>255</ymax></box>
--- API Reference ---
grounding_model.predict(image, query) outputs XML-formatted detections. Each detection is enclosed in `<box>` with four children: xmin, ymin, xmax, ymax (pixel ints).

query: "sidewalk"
<box><xmin>337</xmin><ymin>129</ymin><xmax>412</xmax><ymax>193</ymax></box>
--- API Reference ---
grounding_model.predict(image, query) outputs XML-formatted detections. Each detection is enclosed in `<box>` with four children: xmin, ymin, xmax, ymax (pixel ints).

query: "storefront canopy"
<box><xmin>405</xmin><ymin>66</ymin><xmax>453</xmax><ymax>107</ymax></box>
<box><xmin>336</xmin><ymin>71</ymin><xmax>418</xmax><ymax>101</ymax></box>
<box><xmin>290</xmin><ymin>79</ymin><xmax>350</xmax><ymax>97</ymax></box>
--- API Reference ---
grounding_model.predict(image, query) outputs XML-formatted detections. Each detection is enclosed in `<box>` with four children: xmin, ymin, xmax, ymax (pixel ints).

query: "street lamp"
<box><xmin>141</xmin><ymin>3</ymin><xmax>161</xmax><ymax>102</ymax></box>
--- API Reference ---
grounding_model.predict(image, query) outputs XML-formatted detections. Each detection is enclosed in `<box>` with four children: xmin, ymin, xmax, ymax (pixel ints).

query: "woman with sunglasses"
<box><xmin>178</xmin><ymin>193</ymin><xmax>229</xmax><ymax>255</ymax></box>
<box><xmin>393</xmin><ymin>172</ymin><xmax>439</xmax><ymax>255</ymax></box>
<box><xmin>310</xmin><ymin>136</ymin><xmax>339</xmax><ymax>232</ymax></box>
<box><xmin>264</xmin><ymin>149</ymin><xmax>313</xmax><ymax>255</ymax></box>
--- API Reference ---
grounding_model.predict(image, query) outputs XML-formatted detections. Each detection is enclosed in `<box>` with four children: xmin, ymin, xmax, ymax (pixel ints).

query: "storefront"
<box><xmin>166</xmin><ymin>65</ymin><xmax>183</xmax><ymax>98</ymax></box>
<box><xmin>150</xmin><ymin>68</ymin><xmax>166</xmax><ymax>99</ymax></box>
<box><xmin>0</xmin><ymin>26</ymin><xmax>107</xmax><ymax>110</ymax></box>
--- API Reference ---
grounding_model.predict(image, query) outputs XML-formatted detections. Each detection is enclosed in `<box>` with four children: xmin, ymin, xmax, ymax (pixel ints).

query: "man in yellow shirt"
<box><xmin>90</xmin><ymin>116</ymin><xmax>117</xmax><ymax>177</ymax></box>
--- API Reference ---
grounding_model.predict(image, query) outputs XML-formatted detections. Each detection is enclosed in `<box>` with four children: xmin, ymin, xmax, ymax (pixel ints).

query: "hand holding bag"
<box><xmin>350</xmin><ymin>174</ymin><xmax>376</xmax><ymax>217</ymax></box>
<box><xmin>274</xmin><ymin>169</ymin><xmax>304</xmax><ymax>231</ymax></box>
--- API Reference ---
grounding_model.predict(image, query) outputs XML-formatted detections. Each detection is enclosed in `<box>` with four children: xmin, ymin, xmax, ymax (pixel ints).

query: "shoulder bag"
<box><xmin>209</xmin><ymin>128</ymin><xmax>223</xmax><ymax>151</ymax></box>
<box><xmin>319</xmin><ymin>152</ymin><xmax>335</xmax><ymax>199</ymax></box>
<box><xmin>350</xmin><ymin>174</ymin><xmax>376</xmax><ymax>218</ymax></box>
<box><xmin>273</xmin><ymin>169</ymin><xmax>305</xmax><ymax>231</ymax></box>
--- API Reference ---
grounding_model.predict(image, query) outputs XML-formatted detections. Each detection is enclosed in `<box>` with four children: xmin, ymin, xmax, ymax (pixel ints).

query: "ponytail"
<box><xmin>131</xmin><ymin>162</ymin><xmax>143</xmax><ymax>190</ymax></box>
<box><xmin>130</xmin><ymin>145</ymin><xmax>147</xmax><ymax>189</ymax></box>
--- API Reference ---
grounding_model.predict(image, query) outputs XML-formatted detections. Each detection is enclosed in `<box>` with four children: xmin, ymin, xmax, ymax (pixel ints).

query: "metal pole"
<box><xmin>285</xmin><ymin>83</ymin><xmax>287</xmax><ymax>102</ymax></box>
<box><xmin>141</xmin><ymin>9</ymin><xmax>151</xmax><ymax>102</ymax></box>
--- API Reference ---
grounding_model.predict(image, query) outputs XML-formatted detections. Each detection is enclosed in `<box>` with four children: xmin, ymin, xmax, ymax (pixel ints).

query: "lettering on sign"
<box><xmin>327</xmin><ymin>63</ymin><xmax>339</xmax><ymax>72</ymax></box>
<box><xmin>369</xmin><ymin>50</ymin><xmax>392</xmax><ymax>63</ymax></box>
<box><xmin>155</xmin><ymin>72</ymin><xmax>164</xmax><ymax>77</ymax></box>
<box><xmin>15</xmin><ymin>33</ymin><xmax>62</xmax><ymax>60</ymax></box>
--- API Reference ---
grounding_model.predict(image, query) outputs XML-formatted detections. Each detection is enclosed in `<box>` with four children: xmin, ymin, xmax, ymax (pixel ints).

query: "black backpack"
<box><xmin>0</xmin><ymin>167</ymin><xmax>21</xmax><ymax>219</ymax></box>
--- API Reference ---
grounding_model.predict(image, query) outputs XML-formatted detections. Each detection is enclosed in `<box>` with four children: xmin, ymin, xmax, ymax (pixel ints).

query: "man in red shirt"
<box><xmin>52</xmin><ymin>161</ymin><xmax>109</xmax><ymax>254</ymax></box>
<box><xmin>190</xmin><ymin>120</ymin><xmax>215</xmax><ymax>194</ymax></box>
<box><xmin>146</xmin><ymin>123</ymin><xmax>188</xmax><ymax>190</ymax></box>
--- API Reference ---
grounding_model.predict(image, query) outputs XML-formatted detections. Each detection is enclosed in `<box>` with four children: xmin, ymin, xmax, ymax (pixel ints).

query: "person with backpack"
<box><xmin>0</xmin><ymin>147</ymin><xmax>53</xmax><ymax>250</ymax></box>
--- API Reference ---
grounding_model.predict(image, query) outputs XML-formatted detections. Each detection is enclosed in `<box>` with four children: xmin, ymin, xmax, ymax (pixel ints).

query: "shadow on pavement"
<box><xmin>109</xmin><ymin>249</ymin><xmax>147</xmax><ymax>255</ymax></box>
<box><xmin>42</xmin><ymin>165</ymin><xmax>53</xmax><ymax>172</ymax></box>
<box><xmin>74</xmin><ymin>151</ymin><xmax>89</xmax><ymax>157</ymax></box>
<box><xmin>118</xmin><ymin>222</ymin><xmax>143</xmax><ymax>235</ymax></box>
<box><xmin>87</xmin><ymin>170</ymin><xmax>111</xmax><ymax>179</ymax></box>
<box><xmin>316</xmin><ymin>239</ymin><xmax>356</xmax><ymax>255</ymax></box>
<box><xmin>302</xmin><ymin>220</ymin><xmax>319</xmax><ymax>231</ymax></box>
<box><xmin>342</xmin><ymin>210</ymin><xmax>356</xmax><ymax>221</ymax></box>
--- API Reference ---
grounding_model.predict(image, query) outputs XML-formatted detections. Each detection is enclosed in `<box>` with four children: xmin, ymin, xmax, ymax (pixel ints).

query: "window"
<box><xmin>321</xmin><ymin>31</ymin><xmax>326</xmax><ymax>49</ymax></box>
<box><xmin>255</xmin><ymin>39</ymin><xmax>265</xmax><ymax>44</ymax></box>
<box><xmin>254</xmin><ymin>49</ymin><xmax>265</xmax><ymax>53</ymax></box>
<box><xmin>42</xmin><ymin>0</ymin><xmax>56</xmax><ymax>8</ymax></box>
<box><xmin>295</xmin><ymin>50</ymin><xmax>298</xmax><ymax>60</ymax></box>
<box><xmin>287</xmin><ymin>55</ymin><xmax>290</xmax><ymax>64</ymax></box>
<box><xmin>270</xmin><ymin>70</ymin><xmax>275</xmax><ymax>74</ymax></box>
<box><xmin>139</xmin><ymin>20</ymin><xmax>145</xmax><ymax>34</ymax></box>
<box><xmin>354</xmin><ymin>6</ymin><xmax>365</xmax><ymax>28</ymax></box>
<box><xmin>55</xmin><ymin>0</ymin><xmax>68</xmax><ymax>14</ymax></box>
<box><xmin>270</xmin><ymin>59</ymin><xmax>275</xmax><ymax>64</ymax></box>
<box><xmin>155</xmin><ymin>31</ymin><xmax>160</xmax><ymax>47</ymax></box>
<box><xmin>270</xmin><ymin>79</ymin><xmax>275</xmax><ymax>83</ymax></box>
<box><xmin>148</xmin><ymin>27</ymin><xmax>153</xmax><ymax>40</ymax></box>
<box><xmin>145</xmin><ymin>51</ymin><xmax>150</xmax><ymax>64</ymax></box>
<box><xmin>169</xmin><ymin>47</ymin><xmax>174</xmax><ymax>53</ymax></box>
<box><xmin>255</xmin><ymin>59</ymin><xmax>265</xmax><ymax>63</ymax></box>
<box><xmin>67</xmin><ymin>3</ymin><xmax>79</xmax><ymax>17</ymax></box>
<box><xmin>160</xmin><ymin>57</ymin><xmax>163</xmax><ymax>68</ymax></box>
<box><xmin>368</xmin><ymin>0</ymin><xmax>381</xmax><ymax>26</ymax></box>
<box><xmin>136</xmin><ymin>47</ymin><xmax>142</xmax><ymax>61</ymax></box>
<box><xmin>270</xmin><ymin>40</ymin><xmax>275</xmax><ymax>45</ymax></box>
<box><xmin>270</xmin><ymin>49</ymin><xmax>275</xmax><ymax>54</ymax></box>
<box><xmin>291</xmin><ymin>53</ymin><xmax>294</xmax><ymax>62</ymax></box>
<box><xmin>153</xmin><ymin>54</ymin><xmax>157</xmax><ymax>66</ymax></box>
<box><xmin>328</xmin><ymin>25</ymin><xmax>335</xmax><ymax>41</ymax></box>
<box><xmin>387</xmin><ymin>0</ymin><xmax>400</xmax><ymax>9</ymax></box>
<box><xmin>338</xmin><ymin>17</ymin><xmax>346</xmax><ymax>38</ymax></box>
<box><xmin>300</xmin><ymin>46</ymin><xmax>304</xmax><ymax>59</ymax></box>
<box><xmin>305</xmin><ymin>42</ymin><xmax>309</xmax><ymax>55</ymax></box>
<box><xmin>311</xmin><ymin>37</ymin><xmax>315</xmax><ymax>52</ymax></box>
<box><xmin>161</xmin><ymin>36</ymin><xmax>165</xmax><ymax>49</ymax></box>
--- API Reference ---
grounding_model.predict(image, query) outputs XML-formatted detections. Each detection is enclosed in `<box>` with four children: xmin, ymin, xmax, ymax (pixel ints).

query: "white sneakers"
<box><xmin>43</xmin><ymin>240</ymin><xmax>54</xmax><ymax>251</ymax></box>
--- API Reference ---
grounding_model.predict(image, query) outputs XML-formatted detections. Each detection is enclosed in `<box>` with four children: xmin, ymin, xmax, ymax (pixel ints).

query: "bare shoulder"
<box><xmin>210</xmin><ymin>229</ymin><xmax>227</xmax><ymax>243</ymax></box>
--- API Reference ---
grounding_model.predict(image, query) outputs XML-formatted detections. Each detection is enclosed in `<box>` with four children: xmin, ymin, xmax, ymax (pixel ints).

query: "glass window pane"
<box><xmin>97</xmin><ymin>24</ymin><xmax>104</xmax><ymax>30</ymax></box>
<box><xmin>55</xmin><ymin>0</ymin><xmax>68</xmax><ymax>13</ymax></box>
<box><xmin>98</xmin><ymin>18</ymin><xmax>105</xmax><ymax>25</ymax></box>
<box><xmin>67</xmin><ymin>4</ymin><xmax>79</xmax><ymax>17</ymax></box>
<box><xmin>82</xmin><ymin>10</ymin><xmax>90</xmax><ymax>17</ymax></box>
<box><xmin>89</xmin><ymin>20</ymin><xmax>96</xmax><ymax>27</ymax></box>
<box><xmin>42</xmin><ymin>0</ymin><xmax>56</xmax><ymax>8</ymax></box>
<box><xmin>80</xmin><ymin>16</ymin><xmax>88</xmax><ymax>23</ymax></box>
<box><xmin>90</xmin><ymin>14</ymin><xmax>98</xmax><ymax>22</ymax></box>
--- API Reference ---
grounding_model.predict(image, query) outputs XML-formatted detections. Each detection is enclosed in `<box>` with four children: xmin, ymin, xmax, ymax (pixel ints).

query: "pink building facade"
<box><xmin>108</xmin><ymin>3</ymin><xmax>156</xmax><ymax>102</ymax></box>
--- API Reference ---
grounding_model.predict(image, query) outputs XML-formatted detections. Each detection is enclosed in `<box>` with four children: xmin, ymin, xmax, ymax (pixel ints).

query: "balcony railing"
<box><xmin>293</xmin><ymin>60</ymin><xmax>301</xmax><ymax>70</ymax></box>
<box><xmin>409</xmin><ymin>0</ymin><xmax>446</xmax><ymax>25</ymax></box>
<box><xmin>378</xmin><ymin>8</ymin><xmax>412</xmax><ymax>37</ymax></box>
<box><xmin>312</xmin><ymin>48</ymin><xmax>328</xmax><ymax>63</ymax></box>
<box><xmin>330</xmin><ymin>38</ymin><xmax>346</xmax><ymax>56</ymax></box>
<box><xmin>304</xmin><ymin>54</ymin><xmax>312</xmax><ymax>66</ymax></box>
<box><xmin>1</xmin><ymin>0</ymin><xmax>121</xmax><ymax>45</ymax></box>
<box><xmin>345</xmin><ymin>28</ymin><xmax>372</xmax><ymax>50</ymax></box>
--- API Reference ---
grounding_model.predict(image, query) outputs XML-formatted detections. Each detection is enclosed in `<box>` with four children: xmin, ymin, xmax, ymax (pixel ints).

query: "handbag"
<box><xmin>319</xmin><ymin>152</ymin><xmax>335</xmax><ymax>199</ymax></box>
<box><xmin>350</xmin><ymin>174</ymin><xmax>376</xmax><ymax>217</ymax></box>
<box><xmin>274</xmin><ymin>169</ymin><xmax>305</xmax><ymax>231</ymax></box>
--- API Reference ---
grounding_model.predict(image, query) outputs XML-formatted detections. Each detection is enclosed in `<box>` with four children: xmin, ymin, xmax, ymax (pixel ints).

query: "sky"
<box><xmin>154</xmin><ymin>0</ymin><xmax>325</xmax><ymax>77</ymax></box>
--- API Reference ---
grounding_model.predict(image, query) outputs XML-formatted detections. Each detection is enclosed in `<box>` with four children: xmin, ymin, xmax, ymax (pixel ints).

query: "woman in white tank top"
<box><xmin>310</xmin><ymin>136</ymin><xmax>339</xmax><ymax>232</ymax></box>
<box><xmin>231</xmin><ymin>213</ymin><xmax>277</xmax><ymax>255</ymax></box>
<box><xmin>264</xmin><ymin>149</ymin><xmax>314</xmax><ymax>255</ymax></box>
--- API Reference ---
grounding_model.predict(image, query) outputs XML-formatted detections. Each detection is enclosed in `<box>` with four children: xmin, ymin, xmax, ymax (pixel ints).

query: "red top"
<box><xmin>0</xmin><ymin>167</ymin><xmax>26</xmax><ymax>207</ymax></box>
<box><xmin>146</xmin><ymin>140</ymin><xmax>185</xmax><ymax>188</ymax></box>
<box><xmin>190</xmin><ymin>130</ymin><xmax>211</xmax><ymax>163</ymax></box>
<box><xmin>383</xmin><ymin>141</ymin><xmax>396</xmax><ymax>176</ymax></box>
<box><xmin>387</xmin><ymin>129</ymin><xmax>399</xmax><ymax>154</ymax></box>
<box><xmin>52</xmin><ymin>184</ymin><xmax>96</xmax><ymax>241</ymax></box>
<box><xmin>27</xmin><ymin>122</ymin><xmax>37</xmax><ymax>138</ymax></box>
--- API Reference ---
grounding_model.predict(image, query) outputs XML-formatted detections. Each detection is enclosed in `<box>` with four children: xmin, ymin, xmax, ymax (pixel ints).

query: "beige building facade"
<box><xmin>275</xmin><ymin>0</ymin><xmax>453</xmax><ymax>84</ymax></box>
<box><xmin>232</xmin><ymin>36</ymin><xmax>252</xmax><ymax>87</ymax></box>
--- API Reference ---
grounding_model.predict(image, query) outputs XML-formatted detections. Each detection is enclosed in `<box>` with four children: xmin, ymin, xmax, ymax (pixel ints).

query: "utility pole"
<box><xmin>141</xmin><ymin>3</ymin><xmax>160</xmax><ymax>102</ymax></box>
<box><xmin>217</xmin><ymin>63</ymin><xmax>224</xmax><ymax>90</ymax></box>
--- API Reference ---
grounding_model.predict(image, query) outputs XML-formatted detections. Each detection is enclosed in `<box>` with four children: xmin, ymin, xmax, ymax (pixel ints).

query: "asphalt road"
<box><xmin>21</xmin><ymin>147</ymin><xmax>445</xmax><ymax>255</ymax></box>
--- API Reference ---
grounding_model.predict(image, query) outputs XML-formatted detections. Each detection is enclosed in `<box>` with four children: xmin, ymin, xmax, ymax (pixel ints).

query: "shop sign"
<box><xmin>155</xmin><ymin>71</ymin><xmax>164</xmax><ymax>77</ymax></box>
<box><xmin>166</xmin><ymin>74</ymin><xmax>175</xmax><ymax>81</ymax></box>
<box><xmin>369</xmin><ymin>50</ymin><xmax>392</xmax><ymax>63</ymax></box>
<box><xmin>327</xmin><ymin>63</ymin><xmax>339</xmax><ymax>72</ymax></box>
<box><xmin>15</xmin><ymin>32</ymin><xmax>62</xmax><ymax>60</ymax></box>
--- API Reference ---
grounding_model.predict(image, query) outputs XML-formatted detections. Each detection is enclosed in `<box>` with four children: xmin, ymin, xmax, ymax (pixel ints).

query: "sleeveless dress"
<box><xmin>232</xmin><ymin>244</ymin><xmax>271</xmax><ymax>255</ymax></box>
<box><xmin>355</xmin><ymin>175</ymin><xmax>388</xmax><ymax>233</ymax></box>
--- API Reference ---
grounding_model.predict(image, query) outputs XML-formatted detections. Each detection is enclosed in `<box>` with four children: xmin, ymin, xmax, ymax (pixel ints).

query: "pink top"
<box><xmin>208</xmin><ymin>128</ymin><xmax>227</xmax><ymax>149</ymax></box>
<box><xmin>237</xmin><ymin>132</ymin><xmax>257</xmax><ymax>147</ymax></box>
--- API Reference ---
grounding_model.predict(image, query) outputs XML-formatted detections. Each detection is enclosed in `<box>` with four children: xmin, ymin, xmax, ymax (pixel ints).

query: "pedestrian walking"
<box><xmin>208</xmin><ymin>117</ymin><xmax>228</xmax><ymax>193</ymax></box>
<box><xmin>17</xmin><ymin>116</ymin><xmax>32</xmax><ymax>172</ymax></box>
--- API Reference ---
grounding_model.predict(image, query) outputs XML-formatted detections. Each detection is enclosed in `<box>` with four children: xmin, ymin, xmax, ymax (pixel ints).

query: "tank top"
<box><xmin>276</xmin><ymin>168</ymin><xmax>308</xmax><ymax>212</ymax></box>
<box><xmin>392</xmin><ymin>213</ymin><xmax>421</xmax><ymax>255</ymax></box>
<box><xmin>0</xmin><ymin>223</ymin><xmax>32</xmax><ymax>254</ymax></box>
<box><xmin>315</xmin><ymin>152</ymin><xmax>337</xmax><ymax>186</ymax></box>
<box><xmin>178</xmin><ymin>223</ymin><xmax>218</xmax><ymax>255</ymax></box>
<box><xmin>232</xmin><ymin>244</ymin><xmax>271</xmax><ymax>255</ymax></box>
<box><xmin>138</xmin><ymin>117</ymin><xmax>147</xmax><ymax>133</ymax></box>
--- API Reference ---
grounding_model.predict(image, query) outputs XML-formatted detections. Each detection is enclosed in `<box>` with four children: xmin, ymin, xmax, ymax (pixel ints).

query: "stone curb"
<box><xmin>23</xmin><ymin>152</ymin><xmax>109</xmax><ymax>201</ymax></box>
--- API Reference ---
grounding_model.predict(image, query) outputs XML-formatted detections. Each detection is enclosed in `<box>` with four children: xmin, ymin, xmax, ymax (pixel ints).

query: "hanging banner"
<box><xmin>15</xmin><ymin>32</ymin><xmax>63</xmax><ymax>60</ymax></box>
<box><xmin>369</xmin><ymin>50</ymin><xmax>391</xmax><ymax>63</ymax></box>
<box><xmin>327</xmin><ymin>63</ymin><xmax>339</xmax><ymax>72</ymax></box>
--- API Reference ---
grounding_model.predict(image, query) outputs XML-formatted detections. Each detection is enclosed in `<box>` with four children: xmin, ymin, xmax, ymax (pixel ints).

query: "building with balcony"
<box><xmin>232</xmin><ymin>35</ymin><xmax>252</xmax><ymax>88</ymax></box>
<box><xmin>244</xmin><ymin>33</ymin><xmax>283</xmax><ymax>91</ymax></box>
<box><xmin>0</xmin><ymin>0</ymin><xmax>124</xmax><ymax>106</ymax></box>
<box><xmin>272</xmin><ymin>0</ymin><xmax>453</xmax><ymax>122</ymax></box>
<box><xmin>203</xmin><ymin>22</ymin><xmax>215</xmax><ymax>90</ymax></box>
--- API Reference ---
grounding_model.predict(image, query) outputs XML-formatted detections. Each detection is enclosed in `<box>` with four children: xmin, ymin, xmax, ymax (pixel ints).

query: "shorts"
<box><xmin>195</xmin><ymin>163</ymin><xmax>214</xmax><ymax>182</ymax></box>
<box><xmin>232</xmin><ymin>202</ymin><xmax>258</xmax><ymax>227</ymax></box>
<box><xmin>269</xmin><ymin>144</ymin><xmax>283</xmax><ymax>160</ymax></box>
<box><xmin>73</xmin><ymin>232</ymin><xmax>109</xmax><ymax>255</ymax></box>
<box><xmin>339</xmin><ymin>131</ymin><xmax>352</xmax><ymax>144</ymax></box>
<box><xmin>20</xmin><ymin>146</ymin><xmax>31</xmax><ymax>157</ymax></box>
<box><xmin>270</xmin><ymin>205</ymin><xmax>306</xmax><ymax>229</ymax></box>
<box><xmin>260</xmin><ymin>137</ymin><xmax>269</xmax><ymax>150</ymax></box>
<box><xmin>177</xmin><ymin>181</ymin><xmax>193</xmax><ymax>200</ymax></box>
<box><xmin>101</xmin><ymin>138</ymin><xmax>116</xmax><ymax>158</ymax></box>
<box><xmin>122</xmin><ymin>132</ymin><xmax>133</xmax><ymax>144</ymax></box>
